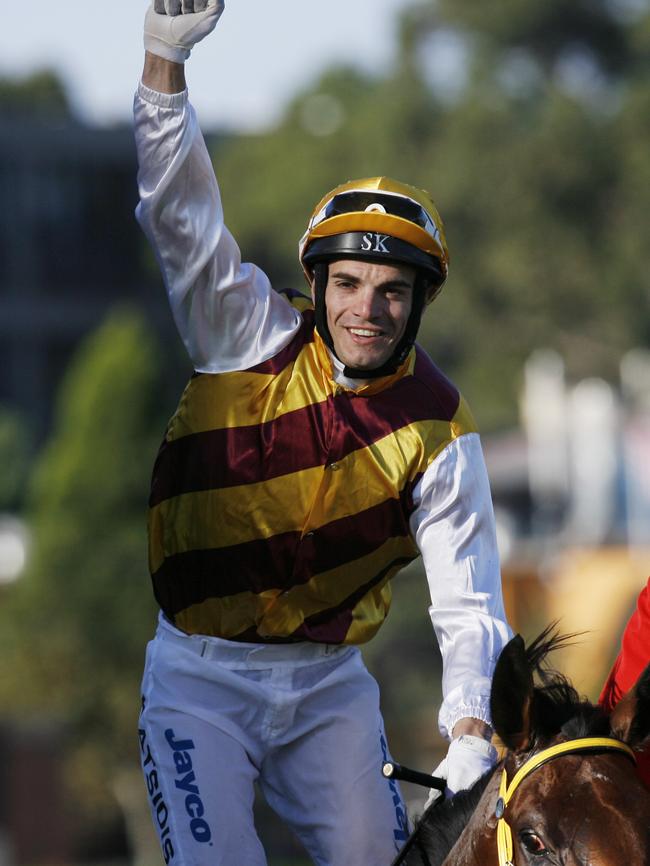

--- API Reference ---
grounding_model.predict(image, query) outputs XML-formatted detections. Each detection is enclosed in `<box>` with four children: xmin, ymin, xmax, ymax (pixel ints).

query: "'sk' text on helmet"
<box><xmin>299</xmin><ymin>176</ymin><xmax>449</xmax><ymax>302</ymax></box>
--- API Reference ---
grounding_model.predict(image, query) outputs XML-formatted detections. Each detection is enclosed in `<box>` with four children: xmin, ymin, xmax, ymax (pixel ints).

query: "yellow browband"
<box><xmin>495</xmin><ymin>737</ymin><xmax>636</xmax><ymax>866</ymax></box>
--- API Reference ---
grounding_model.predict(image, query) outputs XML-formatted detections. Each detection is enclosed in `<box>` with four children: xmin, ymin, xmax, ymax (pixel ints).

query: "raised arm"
<box><xmin>136</xmin><ymin>1</ymin><xmax>301</xmax><ymax>373</ymax></box>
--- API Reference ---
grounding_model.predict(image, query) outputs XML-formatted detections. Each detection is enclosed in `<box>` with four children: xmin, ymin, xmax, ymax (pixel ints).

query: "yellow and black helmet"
<box><xmin>299</xmin><ymin>176</ymin><xmax>449</xmax><ymax>302</ymax></box>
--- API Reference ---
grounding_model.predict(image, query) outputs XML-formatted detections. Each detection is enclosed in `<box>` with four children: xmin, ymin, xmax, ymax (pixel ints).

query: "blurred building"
<box><xmin>484</xmin><ymin>348</ymin><xmax>650</xmax><ymax>697</ymax></box>
<box><xmin>0</xmin><ymin>722</ymin><xmax>72</xmax><ymax>866</ymax></box>
<box><xmin>0</xmin><ymin>114</ymin><xmax>201</xmax><ymax>441</ymax></box>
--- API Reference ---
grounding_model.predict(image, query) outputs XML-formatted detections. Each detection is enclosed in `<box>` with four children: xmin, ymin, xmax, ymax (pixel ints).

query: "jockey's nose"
<box><xmin>353</xmin><ymin>286</ymin><xmax>383</xmax><ymax>320</ymax></box>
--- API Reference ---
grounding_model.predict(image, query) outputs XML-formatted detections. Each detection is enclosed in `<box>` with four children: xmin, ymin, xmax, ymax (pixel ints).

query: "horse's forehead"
<box><xmin>510</xmin><ymin>752</ymin><xmax>650</xmax><ymax>832</ymax></box>
<box><xmin>513</xmin><ymin>749</ymin><xmax>634</xmax><ymax>795</ymax></box>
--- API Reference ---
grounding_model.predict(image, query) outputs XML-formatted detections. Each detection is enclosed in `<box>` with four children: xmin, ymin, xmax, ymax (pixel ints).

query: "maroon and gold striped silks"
<box><xmin>148</xmin><ymin>303</ymin><xmax>477</xmax><ymax>644</ymax></box>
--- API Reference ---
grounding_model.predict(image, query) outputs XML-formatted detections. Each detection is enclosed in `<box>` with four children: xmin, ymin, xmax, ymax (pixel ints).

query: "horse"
<box><xmin>400</xmin><ymin>627</ymin><xmax>650</xmax><ymax>865</ymax></box>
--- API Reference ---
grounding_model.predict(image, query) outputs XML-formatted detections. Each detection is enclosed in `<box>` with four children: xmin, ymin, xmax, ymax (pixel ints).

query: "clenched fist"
<box><xmin>144</xmin><ymin>0</ymin><xmax>226</xmax><ymax>64</ymax></box>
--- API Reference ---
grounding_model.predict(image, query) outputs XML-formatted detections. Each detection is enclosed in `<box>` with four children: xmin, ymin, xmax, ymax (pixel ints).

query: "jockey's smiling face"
<box><xmin>323</xmin><ymin>259</ymin><xmax>415</xmax><ymax>372</ymax></box>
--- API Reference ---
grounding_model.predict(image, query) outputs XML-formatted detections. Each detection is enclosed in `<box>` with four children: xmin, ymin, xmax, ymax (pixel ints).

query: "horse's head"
<box><xmin>487</xmin><ymin>628</ymin><xmax>650</xmax><ymax>865</ymax></box>
<box><xmin>407</xmin><ymin>629</ymin><xmax>650</xmax><ymax>866</ymax></box>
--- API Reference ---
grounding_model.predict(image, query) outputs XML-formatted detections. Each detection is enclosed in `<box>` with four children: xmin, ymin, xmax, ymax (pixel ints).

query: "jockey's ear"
<box><xmin>490</xmin><ymin>634</ymin><xmax>533</xmax><ymax>752</ymax></box>
<box><xmin>609</xmin><ymin>661</ymin><xmax>650</xmax><ymax>751</ymax></box>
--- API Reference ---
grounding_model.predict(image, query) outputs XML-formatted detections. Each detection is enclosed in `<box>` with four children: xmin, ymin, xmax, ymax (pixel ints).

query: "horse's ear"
<box><xmin>609</xmin><ymin>661</ymin><xmax>650</xmax><ymax>750</ymax></box>
<box><xmin>490</xmin><ymin>634</ymin><xmax>534</xmax><ymax>752</ymax></box>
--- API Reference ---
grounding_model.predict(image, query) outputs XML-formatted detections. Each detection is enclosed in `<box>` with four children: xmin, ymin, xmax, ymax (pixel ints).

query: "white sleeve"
<box><xmin>133</xmin><ymin>83</ymin><xmax>301</xmax><ymax>373</ymax></box>
<box><xmin>409</xmin><ymin>432</ymin><xmax>513</xmax><ymax>741</ymax></box>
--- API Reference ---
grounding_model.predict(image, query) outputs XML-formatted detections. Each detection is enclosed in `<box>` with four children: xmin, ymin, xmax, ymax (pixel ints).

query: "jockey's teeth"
<box><xmin>350</xmin><ymin>328</ymin><xmax>381</xmax><ymax>337</ymax></box>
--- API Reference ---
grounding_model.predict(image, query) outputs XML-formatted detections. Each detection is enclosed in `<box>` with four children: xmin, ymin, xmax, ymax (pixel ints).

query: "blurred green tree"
<box><xmin>0</xmin><ymin>69</ymin><xmax>71</xmax><ymax>118</ymax></box>
<box><xmin>0</xmin><ymin>309</ymin><xmax>162</xmax><ymax>856</ymax></box>
<box><xmin>0</xmin><ymin>408</ymin><xmax>31</xmax><ymax>511</ymax></box>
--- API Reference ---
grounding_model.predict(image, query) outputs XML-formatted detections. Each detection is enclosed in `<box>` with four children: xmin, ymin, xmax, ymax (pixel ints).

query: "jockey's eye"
<box><xmin>519</xmin><ymin>830</ymin><xmax>549</xmax><ymax>857</ymax></box>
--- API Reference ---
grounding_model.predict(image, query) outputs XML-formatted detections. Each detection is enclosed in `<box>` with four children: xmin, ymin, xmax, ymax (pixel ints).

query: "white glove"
<box><xmin>424</xmin><ymin>734</ymin><xmax>497</xmax><ymax>810</ymax></box>
<box><xmin>144</xmin><ymin>0</ymin><xmax>226</xmax><ymax>64</ymax></box>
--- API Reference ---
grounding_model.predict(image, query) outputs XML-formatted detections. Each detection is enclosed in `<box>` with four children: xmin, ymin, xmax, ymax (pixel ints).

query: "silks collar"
<box><xmin>495</xmin><ymin>737</ymin><xmax>636</xmax><ymax>866</ymax></box>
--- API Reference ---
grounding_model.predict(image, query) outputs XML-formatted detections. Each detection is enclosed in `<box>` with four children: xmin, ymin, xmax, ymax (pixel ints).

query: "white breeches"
<box><xmin>138</xmin><ymin>615</ymin><xmax>409</xmax><ymax>866</ymax></box>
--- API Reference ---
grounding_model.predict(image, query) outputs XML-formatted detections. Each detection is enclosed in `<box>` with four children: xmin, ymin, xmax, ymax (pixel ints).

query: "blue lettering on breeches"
<box><xmin>379</xmin><ymin>731</ymin><xmax>409</xmax><ymax>844</ymax></box>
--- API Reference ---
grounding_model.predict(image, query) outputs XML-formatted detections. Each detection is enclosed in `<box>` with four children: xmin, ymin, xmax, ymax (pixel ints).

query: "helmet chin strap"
<box><xmin>312</xmin><ymin>262</ymin><xmax>427</xmax><ymax>380</ymax></box>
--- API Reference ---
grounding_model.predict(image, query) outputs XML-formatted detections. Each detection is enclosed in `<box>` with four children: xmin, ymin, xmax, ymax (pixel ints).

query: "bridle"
<box><xmin>496</xmin><ymin>737</ymin><xmax>636</xmax><ymax>865</ymax></box>
<box><xmin>495</xmin><ymin>736</ymin><xmax>636</xmax><ymax>866</ymax></box>
<box><xmin>387</xmin><ymin>737</ymin><xmax>636</xmax><ymax>866</ymax></box>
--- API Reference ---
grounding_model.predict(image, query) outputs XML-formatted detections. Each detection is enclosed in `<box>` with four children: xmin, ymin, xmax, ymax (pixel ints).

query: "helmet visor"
<box><xmin>309</xmin><ymin>190</ymin><xmax>439</xmax><ymax>239</ymax></box>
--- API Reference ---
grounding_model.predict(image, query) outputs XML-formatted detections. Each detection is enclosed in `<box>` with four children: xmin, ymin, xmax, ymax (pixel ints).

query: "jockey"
<box><xmin>136</xmin><ymin>2</ymin><xmax>513</xmax><ymax>864</ymax></box>
<box><xmin>600</xmin><ymin>577</ymin><xmax>650</xmax><ymax>787</ymax></box>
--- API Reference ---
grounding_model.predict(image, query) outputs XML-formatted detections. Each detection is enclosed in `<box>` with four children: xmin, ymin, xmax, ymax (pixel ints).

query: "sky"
<box><xmin>2</xmin><ymin>0</ymin><xmax>416</xmax><ymax>131</ymax></box>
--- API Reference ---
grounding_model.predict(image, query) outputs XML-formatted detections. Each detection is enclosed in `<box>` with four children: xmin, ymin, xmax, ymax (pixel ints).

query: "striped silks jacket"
<box><xmin>148</xmin><ymin>298</ymin><xmax>477</xmax><ymax>645</ymax></box>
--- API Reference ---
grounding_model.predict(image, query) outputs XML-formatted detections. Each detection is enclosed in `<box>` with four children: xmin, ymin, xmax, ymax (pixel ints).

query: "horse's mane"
<box><xmin>525</xmin><ymin>624</ymin><xmax>610</xmax><ymax>741</ymax></box>
<box><xmin>412</xmin><ymin>772</ymin><xmax>492</xmax><ymax>866</ymax></box>
<box><xmin>411</xmin><ymin>625</ymin><xmax>610</xmax><ymax>865</ymax></box>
